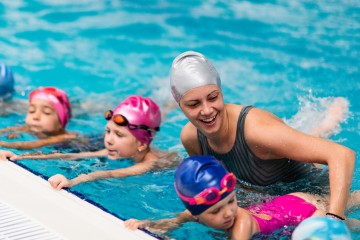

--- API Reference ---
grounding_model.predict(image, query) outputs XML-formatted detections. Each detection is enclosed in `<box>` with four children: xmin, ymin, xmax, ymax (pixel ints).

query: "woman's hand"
<box><xmin>48</xmin><ymin>174</ymin><xmax>72</xmax><ymax>190</ymax></box>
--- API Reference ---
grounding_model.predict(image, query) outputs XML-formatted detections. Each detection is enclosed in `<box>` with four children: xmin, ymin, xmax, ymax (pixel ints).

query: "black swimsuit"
<box><xmin>197</xmin><ymin>106</ymin><xmax>313</xmax><ymax>186</ymax></box>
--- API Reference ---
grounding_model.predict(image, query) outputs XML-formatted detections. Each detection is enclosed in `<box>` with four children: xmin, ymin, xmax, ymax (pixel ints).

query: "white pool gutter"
<box><xmin>0</xmin><ymin>160</ymin><xmax>158</xmax><ymax>240</ymax></box>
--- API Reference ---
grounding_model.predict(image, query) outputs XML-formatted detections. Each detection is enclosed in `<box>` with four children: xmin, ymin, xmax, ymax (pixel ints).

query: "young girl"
<box><xmin>0</xmin><ymin>86</ymin><xmax>75</xmax><ymax>149</ymax></box>
<box><xmin>124</xmin><ymin>156</ymin><xmax>359</xmax><ymax>239</ymax></box>
<box><xmin>1</xmin><ymin>95</ymin><xmax>178</xmax><ymax>189</ymax></box>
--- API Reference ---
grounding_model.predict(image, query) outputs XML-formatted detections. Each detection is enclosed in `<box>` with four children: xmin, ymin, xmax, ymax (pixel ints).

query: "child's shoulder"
<box><xmin>152</xmin><ymin>150</ymin><xmax>180</xmax><ymax>169</ymax></box>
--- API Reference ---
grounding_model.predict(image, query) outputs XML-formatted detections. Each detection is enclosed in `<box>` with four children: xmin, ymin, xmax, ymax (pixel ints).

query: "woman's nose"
<box><xmin>200</xmin><ymin>102</ymin><xmax>213</xmax><ymax>115</ymax></box>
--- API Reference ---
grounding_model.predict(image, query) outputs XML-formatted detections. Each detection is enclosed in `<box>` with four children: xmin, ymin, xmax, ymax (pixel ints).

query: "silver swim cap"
<box><xmin>170</xmin><ymin>51</ymin><xmax>221</xmax><ymax>103</ymax></box>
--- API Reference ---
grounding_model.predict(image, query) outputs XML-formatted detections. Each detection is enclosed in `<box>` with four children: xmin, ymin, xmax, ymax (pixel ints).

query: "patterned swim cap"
<box><xmin>0</xmin><ymin>63</ymin><xmax>15</xmax><ymax>99</ymax></box>
<box><xmin>111</xmin><ymin>95</ymin><xmax>161</xmax><ymax>145</ymax></box>
<box><xmin>170</xmin><ymin>51</ymin><xmax>221</xmax><ymax>103</ymax></box>
<box><xmin>175</xmin><ymin>156</ymin><xmax>235</xmax><ymax>215</ymax></box>
<box><xmin>29</xmin><ymin>87</ymin><xmax>72</xmax><ymax>128</ymax></box>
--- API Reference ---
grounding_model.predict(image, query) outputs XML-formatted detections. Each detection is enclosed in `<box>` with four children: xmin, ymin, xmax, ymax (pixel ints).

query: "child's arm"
<box><xmin>0</xmin><ymin>125</ymin><xmax>28</xmax><ymax>134</ymax></box>
<box><xmin>0</xmin><ymin>133</ymin><xmax>76</xmax><ymax>150</ymax></box>
<box><xmin>48</xmin><ymin>160</ymin><xmax>155</xmax><ymax>190</ymax></box>
<box><xmin>12</xmin><ymin>149</ymin><xmax>107</xmax><ymax>161</ymax></box>
<box><xmin>124</xmin><ymin>210</ymin><xmax>194</xmax><ymax>232</ymax></box>
<box><xmin>230</xmin><ymin>208</ymin><xmax>259</xmax><ymax>240</ymax></box>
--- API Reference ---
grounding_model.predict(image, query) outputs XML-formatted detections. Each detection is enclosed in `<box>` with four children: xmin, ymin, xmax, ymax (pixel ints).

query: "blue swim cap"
<box><xmin>292</xmin><ymin>216</ymin><xmax>351</xmax><ymax>240</ymax></box>
<box><xmin>0</xmin><ymin>64</ymin><xmax>15</xmax><ymax>99</ymax></box>
<box><xmin>174</xmin><ymin>156</ymin><xmax>235</xmax><ymax>216</ymax></box>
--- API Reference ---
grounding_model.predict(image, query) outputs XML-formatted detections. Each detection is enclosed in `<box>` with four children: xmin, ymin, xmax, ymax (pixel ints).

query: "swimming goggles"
<box><xmin>104</xmin><ymin>110</ymin><xmax>160</xmax><ymax>134</ymax></box>
<box><xmin>176</xmin><ymin>172</ymin><xmax>236</xmax><ymax>205</ymax></box>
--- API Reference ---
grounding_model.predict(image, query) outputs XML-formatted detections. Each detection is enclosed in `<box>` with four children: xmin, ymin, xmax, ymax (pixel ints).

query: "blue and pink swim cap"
<box><xmin>29</xmin><ymin>87</ymin><xmax>72</xmax><ymax>128</ymax></box>
<box><xmin>175</xmin><ymin>156</ymin><xmax>236</xmax><ymax>215</ymax></box>
<box><xmin>110</xmin><ymin>95</ymin><xmax>161</xmax><ymax>145</ymax></box>
<box><xmin>0</xmin><ymin>63</ymin><xmax>15</xmax><ymax>100</ymax></box>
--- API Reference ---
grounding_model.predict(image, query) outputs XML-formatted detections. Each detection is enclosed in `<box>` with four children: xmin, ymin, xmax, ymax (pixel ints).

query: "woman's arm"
<box><xmin>181</xmin><ymin>122</ymin><xmax>202</xmax><ymax>156</ymax></box>
<box><xmin>245</xmin><ymin>108</ymin><xmax>355</xmax><ymax>218</ymax></box>
<box><xmin>124</xmin><ymin>210</ymin><xmax>194</xmax><ymax>232</ymax></box>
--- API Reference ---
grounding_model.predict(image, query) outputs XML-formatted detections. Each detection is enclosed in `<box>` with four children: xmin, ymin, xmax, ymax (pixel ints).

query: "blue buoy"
<box><xmin>0</xmin><ymin>63</ymin><xmax>15</xmax><ymax>99</ymax></box>
<box><xmin>292</xmin><ymin>216</ymin><xmax>351</xmax><ymax>240</ymax></box>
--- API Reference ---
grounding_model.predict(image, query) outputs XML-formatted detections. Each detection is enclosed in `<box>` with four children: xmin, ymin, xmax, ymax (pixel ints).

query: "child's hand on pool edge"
<box><xmin>48</xmin><ymin>174</ymin><xmax>72</xmax><ymax>190</ymax></box>
<box><xmin>124</xmin><ymin>217</ymin><xmax>180</xmax><ymax>233</ymax></box>
<box><xmin>124</xmin><ymin>219</ymin><xmax>150</xmax><ymax>230</ymax></box>
<box><xmin>0</xmin><ymin>150</ymin><xmax>18</xmax><ymax>161</ymax></box>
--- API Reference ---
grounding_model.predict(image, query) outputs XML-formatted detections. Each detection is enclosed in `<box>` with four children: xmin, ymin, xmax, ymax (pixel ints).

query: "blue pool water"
<box><xmin>0</xmin><ymin>0</ymin><xmax>359</xmax><ymax>239</ymax></box>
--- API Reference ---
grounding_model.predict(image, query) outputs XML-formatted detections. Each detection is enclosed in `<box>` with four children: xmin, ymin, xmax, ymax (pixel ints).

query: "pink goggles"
<box><xmin>175</xmin><ymin>172</ymin><xmax>236</xmax><ymax>205</ymax></box>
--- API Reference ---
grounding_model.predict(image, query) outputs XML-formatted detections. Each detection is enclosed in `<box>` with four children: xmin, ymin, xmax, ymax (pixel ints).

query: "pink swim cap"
<box><xmin>29</xmin><ymin>87</ymin><xmax>72</xmax><ymax>128</ymax></box>
<box><xmin>112</xmin><ymin>95</ymin><xmax>161</xmax><ymax>145</ymax></box>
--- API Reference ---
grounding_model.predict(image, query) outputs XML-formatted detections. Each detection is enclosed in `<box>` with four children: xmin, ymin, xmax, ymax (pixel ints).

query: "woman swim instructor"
<box><xmin>170</xmin><ymin>51</ymin><xmax>355</xmax><ymax>220</ymax></box>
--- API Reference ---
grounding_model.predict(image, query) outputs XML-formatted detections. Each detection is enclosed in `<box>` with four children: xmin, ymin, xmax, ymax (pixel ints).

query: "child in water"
<box><xmin>124</xmin><ymin>156</ymin><xmax>360</xmax><ymax>239</ymax></box>
<box><xmin>0</xmin><ymin>95</ymin><xmax>178</xmax><ymax>189</ymax></box>
<box><xmin>0</xmin><ymin>63</ymin><xmax>28</xmax><ymax>116</ymax></box>
<box><xmin>0</xmin><ymin>86</ymin><xmax>75</xmax><ymax>149</ymax></box>
<box><xmin>0</xmin><ymin>63</ymin><xmax>15</xmax><ymax>101</ymax></box>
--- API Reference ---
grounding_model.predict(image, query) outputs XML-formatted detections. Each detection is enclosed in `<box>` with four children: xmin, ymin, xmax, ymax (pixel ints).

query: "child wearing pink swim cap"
<box><xmin>1</xmin><ymin>95</ymin><xmax>178</xmax><ymax>189</ymax></box>
<box><xmin>124</xmin><ymin>156</ymin><xmax>359</xmax><ymax>238</ymax></box>
<box><xmin>0</xmin><ymin>86</ymin><xmax>77</xmax><ymax>150</ymax></box>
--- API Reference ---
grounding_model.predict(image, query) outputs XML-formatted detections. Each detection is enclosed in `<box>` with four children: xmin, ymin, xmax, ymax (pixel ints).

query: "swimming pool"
<box><xmin>0</xmin><ymin>0</ymin><xmax>359</xmax><ymax>239</ymax></box>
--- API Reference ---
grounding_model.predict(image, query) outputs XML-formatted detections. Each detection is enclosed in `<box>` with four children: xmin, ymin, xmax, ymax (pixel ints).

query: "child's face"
<box><xmin>104</xmin><ymin>121</ymin><xmax>141</xmax><ymax>160</ymax></box>
<box><xmin>25</xmin><ymin>99</ymin><xmax>63</xmax><ymax>137</ymax></box>
<box><xmin>197</xmin><ymin>192</ymin><xmax>238</xmax><ymax>231</ymax></box>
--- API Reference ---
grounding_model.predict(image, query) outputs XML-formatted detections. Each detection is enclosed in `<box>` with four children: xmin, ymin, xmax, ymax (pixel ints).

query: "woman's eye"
<box><xmin>208</xmin><ymin>94</ymin><xmax>218</xmax><ymax>101</ymax></box>
<box><xmin>186</xmin><ymin>102</ymin><xmax>199</xmax><ymax>108</ymax></box>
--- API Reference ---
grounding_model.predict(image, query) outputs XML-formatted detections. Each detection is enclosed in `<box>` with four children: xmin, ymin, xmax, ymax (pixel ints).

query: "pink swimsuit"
<box><xmin>246</xmin><ymin>194</ymin><xmax>317</xmax><ymax>233</ymax></box>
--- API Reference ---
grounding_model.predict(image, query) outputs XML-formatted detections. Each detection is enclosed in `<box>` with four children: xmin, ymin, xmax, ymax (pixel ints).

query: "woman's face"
<box><xmin>104</xmin><ymin>121</ymin><xmax>141</xmax><ymax>160</ymax></box>
<box><xmin>25</xmin><ymin>99</ymin><xmax>63</xmax><ymax>137</ymax></box>
<box><xmin>198</xmin><ymin>192</ymin><xmax>238</xmax><ymax>231</ymax></box>
<box><xmin>180</xmin><ymin>85</ymin><xmax>225</xmax><ymax>135</ymax></box>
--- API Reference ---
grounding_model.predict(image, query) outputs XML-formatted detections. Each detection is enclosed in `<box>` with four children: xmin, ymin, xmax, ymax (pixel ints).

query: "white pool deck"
<box><xmin>0</xmin><ymin>160</ymin><xmax>158</xmax><ymax>240</ymax></box>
